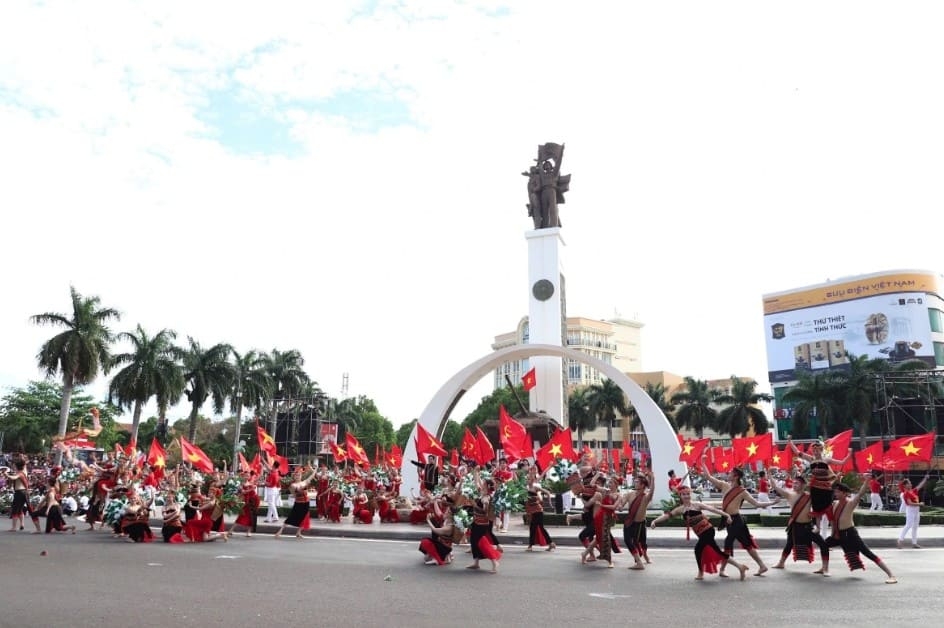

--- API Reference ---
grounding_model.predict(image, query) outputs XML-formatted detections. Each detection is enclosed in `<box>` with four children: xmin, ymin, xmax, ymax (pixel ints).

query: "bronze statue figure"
<box><xmin>523</xmin><ymin>142</ymin><xmax>570</xmax><ymax>229</ymax></box>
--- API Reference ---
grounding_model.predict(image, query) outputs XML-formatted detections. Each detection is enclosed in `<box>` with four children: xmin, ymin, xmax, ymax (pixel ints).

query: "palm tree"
<box><xmin>831</xmin><ymin>353</ymin><xmax>889</xmax><ymax>448</ymax></box>
<box><xmin>714</xmin><ymin>377</ymin><xmax>774</xmax><ymax>438</ymax></box>
<box><xmin>627</xmin><ymin>382</ymin><xmax>678</xmax><ymax>432</ymax></box>
<box><xmin>781</xmin><ymin>371</ymin><xmax>843</xmax><ymax>439</ymax></box>
<box><xmin>181</xmin><ymin>337</ymin><xmax>235</xmax><ymax>442</ymax></box>
<box><xmin>670</xmin><ymin>377</ymin><xmax>720</xmax><ymax>438</ymax></box>
<box><xmin>108</xmin><ymin>326</ymin><xmax>182</xmax><ymax>447</ymax></box>
<box><xmin>31</xmin><ymin>286</ymin><xmax>120</xmax><ymax>462</ymax></box>
<box><xmin>567</xmin><ymin>386</ymin><xmax>596</xmax><ymax>451</ymax></box>
<box><xmin>587</xmin><ymin>378</ymin><xmax>631</xmax><ymax>455</ymax></box>
<box><xmin>331</xmin><ymin>396</ymin><xmax>363</xmax><ymax>438</ymax></box>
<box><xmin>264</xmin><ymin>348</ymin><xmax>309</xmax><ymax>435</ymax></box>
<box><xmin>229</xmin><ymin>349</ymin><xmax>273</xmax><ymax>463</ymax></box>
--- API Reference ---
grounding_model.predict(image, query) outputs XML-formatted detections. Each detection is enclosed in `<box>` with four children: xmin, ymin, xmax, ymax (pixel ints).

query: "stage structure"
<box><xmin>270</xmin><ymin>393</ymin><xmax>332</xmax><ymax>466</ymax></box>
<box><xmin>873</xmin><ymin>370</ymin><xmax>944</xmax><ymax>439</ymax></box>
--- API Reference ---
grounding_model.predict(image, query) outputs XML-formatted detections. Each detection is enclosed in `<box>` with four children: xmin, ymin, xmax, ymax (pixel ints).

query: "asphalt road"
<box><xmin>2</xmin><ymin>530</ymin><xmax>943</xmax><ymax>628</ymax></box>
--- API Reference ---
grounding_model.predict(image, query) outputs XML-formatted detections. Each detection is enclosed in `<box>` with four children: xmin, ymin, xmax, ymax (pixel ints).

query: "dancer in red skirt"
<box><xmin>275</xmin><ymin>466</ymin><xmax>317</xmax><ymax>539</ymax></box>
<box><xmin>230</xmin><ymin>471</ymin><xmax>261</xmax><ymax>537</ymax></box>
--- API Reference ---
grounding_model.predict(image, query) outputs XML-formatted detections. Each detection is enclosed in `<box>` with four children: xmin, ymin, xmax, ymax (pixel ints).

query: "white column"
<box><xmin>525</xmin><ymin>227</ymin><xmax>565</xmax><ymax>422</ymax></box>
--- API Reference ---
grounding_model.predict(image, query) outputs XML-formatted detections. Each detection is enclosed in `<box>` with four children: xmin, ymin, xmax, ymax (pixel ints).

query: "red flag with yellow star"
<box><xmin>707</xmin><ymin>446</ymin><xmax>735</xmax><ymax>474</ymax></box>
<box><xmin>345</xmin><ymin>433</ymin><xmax>370</xmax><ymax>467</ymax></box>
<box><xmin>521</xmin><ymin>367</ymin><xmax>537</xmax><ymax>392</ymax></box>
<box><xmin>147</xmin><ymin>438</ymin><xmax>167</xmax><ymax>469</ymax></box>
<box><xmin>854</xmin><ymin>441</ymin><xmax>884</xmax><ymax>472</ymax></box>
<box><xmin>535</xmin><ymin>428</ymin><xmax>576</xmax><ymax>470</ymax></box>
<box><xmin>768</xmin><ymin>446</ymin><xmax>793</xmax><ymax>471</ymax></box>
<box><xmin>824</xmin><ymin>429</ymin><xmax>853</xmax><ymax>461</ymax></box>
<box><xmin>733</xmin><ymin>433</ymin><xmax>772</xmax><ymax>466</ymax></box>
<box><xmin>883</xmin><ymin>433</ymin><xmax>936</xmax><ymax>467</ymax></box>
<box><xmin>387</xmin><ymin>444</ymin><xmax>403</xmax><ymax>468</ymax></box>
<box><xmin>678</xmin><ymin>437</ymin><xmax>710</xmax><ymax>465</ymax></box>
<box><xmin>256</xmin><ymin>424</ymin><xmax>278</xmax><ymax>457</ymax></box>
<box><xmin>178</xmin><ymin>436</ymin><xmax>214</xmax><ymax>474</ymax></box>
<box><xmin>415</xmin><ymin>423</ymin><xmax>448</xmax><ymax>459</ymax></box>
<box><xmin>330</xmin><ymin>440</ymin><xmax>348</xmax><ymax>462</ymax></box>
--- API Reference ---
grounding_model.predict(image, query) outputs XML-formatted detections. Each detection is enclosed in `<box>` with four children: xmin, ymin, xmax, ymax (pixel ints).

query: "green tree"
<box><xmin>181</xmin><ymin>338</ymin><xmax>235</xmax><ymax>442</ymax></box>
<box><xmin>587</xmin><ymin>378</ymin><xmax>631</xmax><ymax>454</ymax></box>
<box><xmin>349</xmin><ymin>410</ymin><xmax>395</xmax><ymax>464</ymax></box>
<box><xmin>0</xmin><ymin>381</ymin><xmax>121</xmax><ymax>453</ymax></box>
<box><xmin>264</xmin><ymin>348</ymin><xmax>309</xmax><ymax>435</ymax></box>
<box><xmin>831</xmin><ymin>354</ymin><xmax>889</xmax><ymax>447</ymax></box>
<box><xmin>228</xmin><ymin>349</ymin><xmax>272</xmax><ymax>464</ymax></box>
<box><xmin>461</xmin><ymin>386</ymin><xmax>527</xmax><ymax>431</ymax></box>
<box><xmin>567</xmin><ymin>386</ymin><xmax>596</xmax><ymax>451</ymax></box>
<box><xmin>395</xmin><ymin>419</ymin><xmax>418</xmax><ymax>451</ymax></box>
<box><xmin>441</xmin><ymin>420</ymin><xmax>463</xmax><ymax>451</ymax></box>
<box><xmin>670</xmin><ymin>377</ymin><xmax>720</xmax><ymax>438</ymax></box>
<box><xmin>781</xmin><ymin>371</ymin><xmax>843</xmax><ymax>438</ymax></box>
<box><xmin>714</xmin><ymin>377</ymin><xmax>773</xmax><ymax>438</ymax></box>
<box><xmin>107</xmin><ymin>325</ymin><xmax>182</xmax><ymax>447</ymax></box>
<box><xmin>627</xmin><ymin>381</ymin><xmax>678</xmax><ymax>432</ymax></box>
<box><xmin>31</xmin><ymin>286</ymin><xmax>120</xmax><ymax>461</ymax></box>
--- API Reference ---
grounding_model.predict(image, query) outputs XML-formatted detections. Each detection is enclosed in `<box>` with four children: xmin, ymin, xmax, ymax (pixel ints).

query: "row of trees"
<box><xmin>24</xmin><ymin>286</ymin><xmax>398</xmax><ymax>463</ymax></box>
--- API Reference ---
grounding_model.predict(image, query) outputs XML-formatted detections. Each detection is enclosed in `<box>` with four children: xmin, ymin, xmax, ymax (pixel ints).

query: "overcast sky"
<box><xmin>2</xmin><ymin>1</ymin><xmax>942</xmax><ymax>429</ymax></box>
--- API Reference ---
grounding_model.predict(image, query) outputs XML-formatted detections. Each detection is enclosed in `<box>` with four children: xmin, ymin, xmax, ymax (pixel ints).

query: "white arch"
<box><xmin>401</xmin><ymin>344</ymin><xmax>681</xmax><ymax>504</ymax></box>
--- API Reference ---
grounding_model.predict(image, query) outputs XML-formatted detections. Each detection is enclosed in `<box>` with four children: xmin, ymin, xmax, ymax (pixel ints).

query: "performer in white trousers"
<box><xmin>264</xmin><ymin>460</ymin><xmax>282</xmax><ymax>523</ymax></box>
<box><xmin>897</xmin><ymin>474</ymin><xmax>929</xmax><ymax>549</ymax></box>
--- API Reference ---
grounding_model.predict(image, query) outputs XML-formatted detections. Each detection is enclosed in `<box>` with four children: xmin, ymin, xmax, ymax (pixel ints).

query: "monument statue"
<box><xmin>523</xmin><ymin>142</ymin><xmax>571</xmax><ymax>229</ymax></box>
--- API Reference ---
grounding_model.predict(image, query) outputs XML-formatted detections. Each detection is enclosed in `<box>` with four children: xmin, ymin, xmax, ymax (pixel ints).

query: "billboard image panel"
<box><xmin>764</xmin><ymin>292</ymin><xmax>935</xmax><ymax>383</ymax></box>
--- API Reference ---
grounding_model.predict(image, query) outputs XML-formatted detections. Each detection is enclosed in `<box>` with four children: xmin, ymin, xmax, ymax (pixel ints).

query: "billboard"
<box><xmin>763</xmin><ymin>271</ymin><xmax>942</xmax><ymax>383</ymax></box>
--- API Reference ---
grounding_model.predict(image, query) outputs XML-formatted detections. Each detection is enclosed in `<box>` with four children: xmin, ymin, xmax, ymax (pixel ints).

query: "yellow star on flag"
<box><xmin>746</xmin><ymin>442</ymin><xmax>758</xmax><ymax>457</ymax></box>
<box><xmin>901</xmin><ymin>441</ymin><xmax>921</xmax><ymax>457</ymax></box>
<box><xmin>682</xmin><ymin>442</ymin><xmax>694</xmax><ymax>456</ymax></box>
<box><xmin>503</xmin><ymin>426</ymin><xmax>513</xmax><ymax>439</ymax></box>
<box><xmin>187</xmin><ymin>453</ymin><xmax>200</xmax><ymax>462</ymax></box>
<box><xmin>772</xmin><ymin>454</ymin><xmax>781</xmax><ymax>464</ymax></box>
<box><xmin>155</xmin><ymin>455</ymin><xmax>165</xmax><ymax>467</ymax></box>
<box><xmin>866</xmin><ymin>453</ymin><xmax>874</xmax><ymax>464</ymax></box>
<box><xmin>721</xmin><ymin>461</ymin><xmax>729</xmax><ymax>469</ymax></box>
<box><xmin>549</xmin><ymin>444</ymin><xmax>562</xmax><ymax>456</ymax></box>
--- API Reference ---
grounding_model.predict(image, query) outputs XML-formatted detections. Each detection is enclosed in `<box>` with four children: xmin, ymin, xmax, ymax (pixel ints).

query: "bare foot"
<box><xmin>526</xmin><ymin>546</ymin><xmax>533</xmax><ymax>552</ymax></box>
<box><xmin>773</xmin><ymin>563</ymin><xmax>785</xmax><ymax>569</ymax></box>
<box><xmin>466</xmin><ymin>564</ymin><xmax>480</xmax><ymax>570</ymax></box>
<box><xmin>607</xmin><ymin>562</ymin><xmax>614</xmax><ymax>568</ymax></box>
<box><xmin>629</xmin><ymin>564</ymin><xmax>645</xmax><ymax>570</ymax></box>
<box><xmin>739</xmin><ymin>565</ymin><xmax>749</xmax><ymax>581</ymax></box>
<box><xmin>755</xmin><ymin>566</ymin><xmax>769</xmax><ymax>577</ymax></box>
<box><xmin>885</xmin><ymin>577</ymin><xmax>898</xmax><ymax>584</ymax></box>
<box><xmin>274</xmin><ymin>532</ymin><xmax>281</xmax><ymax>539</ymax></box>
<box><xmin>718</xmin><ymin>572</ymin><xmax>729</xmax><ymax>578</ymax></box>
<box><xmin>295</xmin><ymin>533</ymin><xmax>302</xmax><ymax>539</ymax></box>
<box><xmin>695</xmin><ymin>574</ymin><xmax>704</xmax><ymax>580</ymax></box>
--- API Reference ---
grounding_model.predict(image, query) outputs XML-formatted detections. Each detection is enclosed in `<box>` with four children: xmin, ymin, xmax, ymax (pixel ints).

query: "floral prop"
<box><xmin>104</xmin><ymin>496</ymin><xmax>129</xmax><ymax>527</ymax></box>
<box><xmin>542</xmin><ymin>458</ymin><xmax>578</xmax><ymax>494</ymax></box>
<box><xmin>59</xmin><ymin>467</ymin><xmax>80</xmax><ymax>483</ymax></box>
<box><xmin>452</xmin><ymin>507</ymin><xmax>472</xmax><ymax>532</ymax></box>
<box><xmin>219</xmin><ymin>477</ymin><xmax>244</xmax><ymax>515</ymax></box>
<box><xmin>491</xmin><ymin>476</ymin><xmax>527</xmax><ymax>514</ymax></box>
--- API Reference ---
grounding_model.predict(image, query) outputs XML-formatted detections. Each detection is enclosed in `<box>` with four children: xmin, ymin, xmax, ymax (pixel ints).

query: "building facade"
<box><xmin>762</xmin><ymin>269</ymin><xmax>944</xmax><ymax>440</ymax></box>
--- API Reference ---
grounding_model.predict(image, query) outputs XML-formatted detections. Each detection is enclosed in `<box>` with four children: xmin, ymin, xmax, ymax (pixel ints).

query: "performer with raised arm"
<box><xmin>4</xmin><ymin>458</ymin><xmax>41</xmax><ymax>533</ymax></box>
<box><xmin>650</xmin><ymin>485</ymin><xmax>750</xmax><ymax>581</ymax></box>
<box><xmin>771</xmin><ymin>474</ymin><xmax>829</xmax><ymax>575</ymax></box>
<box><xmin>274</xmin><ymin>464</ymin><xmax>318</xmax><ymax>539</ymax></box>
<box><xmin>701</xmin><ymin>456</ymin><xmax>776</xmax><ymax>577</ymax></box>
<box><xmin>524</xmin><ymin>483</ymin><xmax>555</xmax><ymax>552</ymax></box>
<box><xmin>788</xmin><ymin>437</ymin><xmax>848</xmax><ymax>530</ymax></box>
<box><xmin>826</xmin><ymin>478</ymin><xmax>897</xmax><ymax>584</ymax></box>
<box><xmin>897</xmin><ymin>473</ymin><xmax>930</xmax><ymax>549</ymax></box>
<box><xmin>466</xmin><ymin>468</ymin><xmax>501</xmax><ymax>574</ymax></box>
<box><xmin>230</xmin><ymin>470</ymin><xmax>261</xmax><ymax>537</ymax></box>
<box><xmin>618</xmin><ymin>470</ymin><xmax>654</xmax><ymax>570</ymax></box>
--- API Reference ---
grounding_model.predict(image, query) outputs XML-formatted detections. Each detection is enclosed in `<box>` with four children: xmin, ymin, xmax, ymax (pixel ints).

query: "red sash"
<box><xmin>787</xmin><ymin>493</ymin><xmax>810</xmax><ymax>526</ymax></box>
<box><xmin>831</xmin><ymin>498</ymin><xmax>851</xmax><ymax>539</ymax></box>
<box><xmin>721</xmin><ymin>486</ymin><xmax>745</xmax><ymax>511</ymax></box>
<box><xmin>623</xmin><ymin>493</ymin><xmax>644</xmax><ymax>524</ymax></box>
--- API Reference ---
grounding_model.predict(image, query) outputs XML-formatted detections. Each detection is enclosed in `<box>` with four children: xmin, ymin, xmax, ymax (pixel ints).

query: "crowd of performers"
<box><xmin>2</xmin><ymin>448</ymin><xmax>410</xmax><ymax>544</ymax></box>
<box><xmin>2</xmin><ymin>435</ymin><xmax>923</xmax><ymax>585</ymax></box>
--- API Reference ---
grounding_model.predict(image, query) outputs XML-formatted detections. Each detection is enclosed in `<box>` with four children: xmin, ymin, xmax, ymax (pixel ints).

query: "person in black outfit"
<box><xmin>411</xmin><ymin>454</ymin><xmax>440</xmax><ymax>491</ymax></box>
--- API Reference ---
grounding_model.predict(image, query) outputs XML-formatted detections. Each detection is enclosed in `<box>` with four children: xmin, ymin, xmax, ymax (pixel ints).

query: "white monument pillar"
<box><xmin>525</xmin><ymin>227</ymin><xmax>565</xmax><ymax>422</ymax></box>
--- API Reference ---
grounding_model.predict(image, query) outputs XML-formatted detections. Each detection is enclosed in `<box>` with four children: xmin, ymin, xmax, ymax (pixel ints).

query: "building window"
<box><xmin>935</xmin><ymin>341</ymin><xmax>944</xmax><ymax>367</ymax></box>
<box><xmin>930</xmin><ymin>308</ymin><xmax>944</xmax><ymax>334</ymax></box>
<box><xmin>568</xmin><ymin>361</ymin><xmax>582</xmax><ymax>381</ymax></box>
